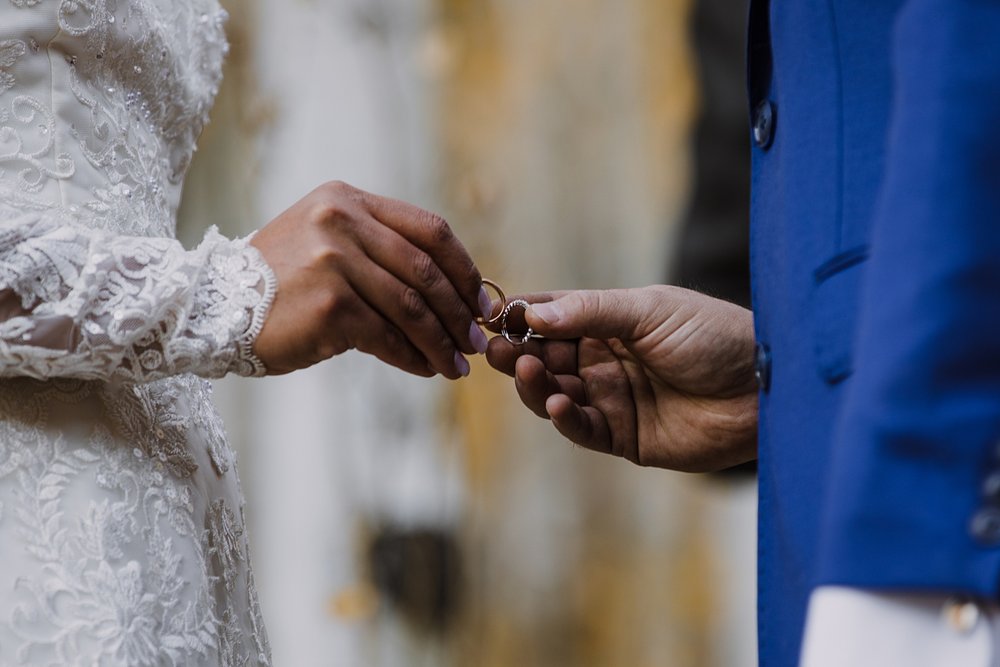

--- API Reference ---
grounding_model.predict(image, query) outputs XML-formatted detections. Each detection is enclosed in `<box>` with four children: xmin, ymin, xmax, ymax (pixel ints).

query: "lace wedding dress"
<box><xmin>0</xmin><ymin>1</ymin><xmax>276</xmax><ymax>664</ymax></box>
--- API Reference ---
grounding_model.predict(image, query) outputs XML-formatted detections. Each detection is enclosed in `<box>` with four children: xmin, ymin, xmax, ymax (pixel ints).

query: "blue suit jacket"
<box><xmin>749</xmin><ymin>0</ymin><xmax>1000</xmax><ymax>664</ymax></box>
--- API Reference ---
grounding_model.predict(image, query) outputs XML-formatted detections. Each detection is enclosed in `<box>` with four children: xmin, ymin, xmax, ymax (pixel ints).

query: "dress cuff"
<box><xmin>193</xmin><ymin>228</ymin><xmax>277</xmax><ymax>378</ymax></box>
<box><xmin>229</xmin><ymin>234</ymin><xmax>277</xmax><ymax>377</ymax></box>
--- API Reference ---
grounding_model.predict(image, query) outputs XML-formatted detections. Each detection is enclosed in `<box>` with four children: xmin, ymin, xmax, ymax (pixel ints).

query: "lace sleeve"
<box><xmin>0</xmin><ymin>207</ymin><xmax>277</xmax><ymax>381</ymax></box>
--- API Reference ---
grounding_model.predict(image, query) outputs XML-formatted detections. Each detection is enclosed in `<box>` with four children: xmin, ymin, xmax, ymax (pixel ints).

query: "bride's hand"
<box><xmin>250</xmin><ymin>181</ymin><xmax>490</xmax><ymax>378</ymax></box>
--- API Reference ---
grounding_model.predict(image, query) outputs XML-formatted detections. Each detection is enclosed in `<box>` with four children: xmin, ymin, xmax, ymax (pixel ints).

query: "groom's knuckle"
<box><xmin>648</xmin><ymin>285</ymin><xmax>672</xmax><ymax>299</ymax></box>
<box><xmin>582</xmin><ymin>290</ymin><xmax>603</xmax><ymax>322</ymax></box>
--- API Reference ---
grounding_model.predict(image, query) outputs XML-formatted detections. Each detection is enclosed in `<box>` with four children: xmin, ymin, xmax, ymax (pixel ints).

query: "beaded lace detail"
<box><xmin>0</xmin><ymin>0</ymin><xmax>275</xmax><ymax>664</ymax></box>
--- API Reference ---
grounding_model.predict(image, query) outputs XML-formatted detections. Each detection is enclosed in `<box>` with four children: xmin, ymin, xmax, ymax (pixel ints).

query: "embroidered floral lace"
<box><xmin>0</xmin><ymin>0</ymin><xmax>275</xmax><ymax>664</ymax></box>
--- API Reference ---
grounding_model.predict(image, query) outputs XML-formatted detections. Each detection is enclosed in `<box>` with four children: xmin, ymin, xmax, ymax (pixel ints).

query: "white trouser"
<box><xmin>801</xmin><ymin>587</ymin><xmax>1000</xmax><ymax>667</ymax></box>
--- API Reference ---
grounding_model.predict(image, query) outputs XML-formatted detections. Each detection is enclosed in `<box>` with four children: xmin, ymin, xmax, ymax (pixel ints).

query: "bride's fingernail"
<box><xmin>529</xmin><ymin>302</ymin><xmax>561</xmax><ymax>325</ymax></box>
<box><xmin>478</xmin><ymin>286</ymin><xmax>494</xmax><ymax>320</ymax></box>
<box><xmin>454</xmin><ymin>351</ymin><xmax>471</xmax><ymax>377</ymax></box>
<box><xmin>469</xmin><ymin>321</ymin><xmax>488</xmax><ymax>354</ymax></box>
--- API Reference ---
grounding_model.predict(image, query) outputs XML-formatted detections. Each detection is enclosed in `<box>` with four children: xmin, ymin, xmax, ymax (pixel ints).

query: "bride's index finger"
<box><xmin>355</xmin><ymin>217</ymin><xmax>486</xmax><ymax>356</ymax></box>
<box><xmin>361</xmin><ymin>191</ymin><xmax>485</xmax><ymax>316</ymax></box>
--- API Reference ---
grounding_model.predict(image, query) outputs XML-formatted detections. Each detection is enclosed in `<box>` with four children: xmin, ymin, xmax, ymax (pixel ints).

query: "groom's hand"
<box><xmin>486</xmin><ymin>286</ymin><xmax>758</xmax><ymax>472</ymax></box>
<box><xmin>251</xmin><ymin>181</ymin><xmax>490</xmax><ymax>378</ymax></box>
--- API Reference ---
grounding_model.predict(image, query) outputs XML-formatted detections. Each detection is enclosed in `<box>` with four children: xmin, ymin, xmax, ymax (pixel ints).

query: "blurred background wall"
<box><xmin>178</xmin><ymin>0</ymin><xmax>756</xmax><ymax>665</ymax></box>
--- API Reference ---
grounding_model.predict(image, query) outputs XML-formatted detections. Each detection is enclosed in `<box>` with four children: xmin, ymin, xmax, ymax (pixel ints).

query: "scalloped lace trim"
<box><xmin>232</xmin><ymin>235</ymin><xmax>277</xmax><ymax>378</ymax></box>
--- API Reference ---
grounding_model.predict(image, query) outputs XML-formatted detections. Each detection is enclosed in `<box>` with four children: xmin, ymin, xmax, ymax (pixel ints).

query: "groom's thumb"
<box><xmin>526</xmin><ymin>289</ymin><xmax>662</xmax><ymax>341</ymax></box>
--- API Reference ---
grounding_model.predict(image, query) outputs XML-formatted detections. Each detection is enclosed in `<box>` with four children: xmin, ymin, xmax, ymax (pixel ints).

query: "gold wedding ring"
<box><xmin>476</xmin><ymin>278</ymin><xmax>507</xmax><ymax>326</ymax></box>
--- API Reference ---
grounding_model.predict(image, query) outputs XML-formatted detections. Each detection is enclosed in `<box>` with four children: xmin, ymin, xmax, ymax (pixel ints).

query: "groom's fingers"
<box><xmin>486</xmin><ymin>337</ymin><xmax>579</xmax><ymax>376</ymax></box>
<box><xmin>512</xmin><ymin>355</ymin><xmax>588</xmax><ymax>419</ymax></box>
<box><xmin>485</xmin><ymin>336</ymin><xmax>539</xmax><ymax>375</ymax></box>
<box><xmin>513</xmin><ymin>355</ymin><xmax>557</xmax><ymax>419</ymax></box>
<box><xmin>546</xmin><ymin>395</ymin><xmax>613</xmax><ymax>455</ymax></box>
<box><xmin>577</xmin><ymin>338</ymin><xmax>640</xmax><ymax>462</ymax></box>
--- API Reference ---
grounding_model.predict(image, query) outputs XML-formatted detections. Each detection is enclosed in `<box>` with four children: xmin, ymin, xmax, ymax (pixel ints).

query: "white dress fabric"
<box><xmin>0</xmin><ymin>1</ymin><xmax>276</xmax><ymax>665</ymax></box>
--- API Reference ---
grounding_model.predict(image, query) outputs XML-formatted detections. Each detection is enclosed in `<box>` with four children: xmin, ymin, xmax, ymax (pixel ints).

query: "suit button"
<box><xmin>752</xmin><ymin>100</ymin><xmax>776</xmax><ymax>149</ymax></box>
<box><xmin>942</xmin><ymin>599</ymin><xmax>981</xmax><ymax>635</ymax></box>
<box><xmin>982</xmin><ymin>472</ymin><xmax>1000</xmax><ymax>501</ymax></box>
<box><xmin>970</xmin><ymin>507</ymin><xmax>1000</xmax><ymax>544</ymax></box>
<box><xmin>754</xmin><ymin>342</ymin><xmax>772</xmax><ymax>392</ymax></box>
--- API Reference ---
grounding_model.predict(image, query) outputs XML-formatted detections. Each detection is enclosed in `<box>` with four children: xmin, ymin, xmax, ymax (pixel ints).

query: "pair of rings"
<box><xmin>475</xmin><ymin>279</ymin><xmax>535</xmax><ymax>345</ymax></box>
